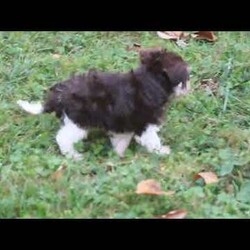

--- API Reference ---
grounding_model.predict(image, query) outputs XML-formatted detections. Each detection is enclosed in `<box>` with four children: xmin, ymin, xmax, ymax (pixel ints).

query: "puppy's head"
<box><xmin>139</xmin><ymin>48</ymin><xmax>191</xmax><ymax>96</ymax></box>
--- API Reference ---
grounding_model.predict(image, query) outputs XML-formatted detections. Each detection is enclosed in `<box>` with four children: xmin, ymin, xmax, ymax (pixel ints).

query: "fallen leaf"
<box><xmin>176</xmin><ymin>39</ymin><xmax>188</xmax><ymax>48</ymax></box>
<box><xmin>194</xmin><ymin>171</ymin><xmax>219</xmax><ymax>184</ymax></box>
<box><xmin>136</xmin><ymin>179</ymin><xmax>175</xmax><ymax>196</ymax></box>
<box><xmin>226</xmin><ymin>184</ymin><xmax>234</xmax><ymax>194</ymax></box>
<box><xmin>157</xmin><ymin>31</ymin><xmax>183</xmax><ymax>40</ymax></box>
<box><xmin>126</xmin><ymin>43</ymin><xmax>141</xmax><ymax>51</ymax></box>
<box><xmin>51</xmin><ymin>164</ymin><xmax>67</xmax><ymax>181</ymax></box>
<box><xmin>106</xmin><ymin>162</ymin><xmax>115</xmax><ymax>172</ymax></box>
<box><xmin>198</xmin><ymin>78</ymin><xmax>219</xmax><ymax>95</ymax></box>
<box><xmin>52</xmin><ymin>54</ymin><xmax>61</xmax><ymax>59</ymax></box>
<box><xmin>158</xmin><ymin>209</ymin><xmax>187</xmax><ymax>219</ymax></box>
<box><xmin>133</xmin><ymin>43</ymin><xmax>141</xmax><ymax>48</ymax></box>
<box><xmin>193</xmin><ymin>31</ymin><xmax>217</xmax><ymax>42</ymax></box>
<box><xmin>182</xmin><ymin>32</ymin><xmax>191</xmax><ymax>39</ymax></box>
<box><xmin>164</xmin><ymin>190</ymin><xmax>176</xmax><ymax>196</ymax></box>
<box><xmin>191</xmin><ymin>33</ymin><xmax>198</xmax><ymax>39</ymax></box>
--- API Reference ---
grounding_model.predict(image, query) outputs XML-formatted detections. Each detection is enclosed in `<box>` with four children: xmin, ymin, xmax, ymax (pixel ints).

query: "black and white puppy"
<box><xmin>17</xmin><ymin>48</ymin><xmax>190</xmax><ymax>160</ymax></box>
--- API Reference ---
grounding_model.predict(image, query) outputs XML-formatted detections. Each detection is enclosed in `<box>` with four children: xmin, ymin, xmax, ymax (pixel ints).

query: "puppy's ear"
<box><xmin>162</xmin><ymin>68</ymin><xmax>171</xmax><ymax>82</ymax></box>
<box><xmin>139</xmin><ymin>48</ymin><xmax>165</xmax><ymax>66</ymax></box>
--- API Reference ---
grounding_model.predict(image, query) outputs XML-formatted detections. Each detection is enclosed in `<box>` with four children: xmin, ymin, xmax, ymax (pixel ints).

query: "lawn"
<box><xmin>0</xmin><ymin>31</ymin><xmax>250</xmax><ymax>218</ymax></box>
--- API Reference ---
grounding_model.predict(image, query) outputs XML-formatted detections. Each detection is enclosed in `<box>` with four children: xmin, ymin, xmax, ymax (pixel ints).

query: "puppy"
<box><xmin>17</xmin><ymin>48</ymin><xmax>190</xmax><ymax>160</ymax></box>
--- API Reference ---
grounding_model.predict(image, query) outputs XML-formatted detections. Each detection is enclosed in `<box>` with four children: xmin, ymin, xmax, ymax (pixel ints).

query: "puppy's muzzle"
<box><xmin>174</xmin><ymin>80</ymin><xmax>191</xmax><ymax>97</ymax></box>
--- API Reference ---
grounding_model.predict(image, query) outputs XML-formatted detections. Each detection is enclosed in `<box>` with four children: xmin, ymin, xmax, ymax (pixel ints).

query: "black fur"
<box><xmin>43</xmin><ymin>48</ymin><xmax>189</xmax><ymax>135</ymax></box>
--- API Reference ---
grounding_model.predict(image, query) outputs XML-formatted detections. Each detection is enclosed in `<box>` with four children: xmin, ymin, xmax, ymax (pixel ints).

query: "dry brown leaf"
<box><xmin>194</xmin><ymin>171</ymin><xmax>219</xmax><ymax>184</ymax></box>
<box><xmin>199</xmin><ymin>78</ymin><xmax>219</xmax><ymax>95</ymax></box>
<box><xmin>191</xmin><ymin>33</ymin><xmax>198</xmax><ymax>38</ymax></box>
<box><xmin>182</xmin><ymin>32</ymin><xmax>191</xmax><ymax>39</ymax></box>
<box><xmin>158</xmin><ymin>209</ymin><xmax>187</xmax><ymax>219</ymax></box>
<box><xmin>106</xmin><ymin>162</ymin><xmax>115</xmax><ymax>172</ymax></box>
<box><xmin>193</xmin><ymin>31</ymin><xmax>217</xmax><ymax>42</ymax></box>
<box><xmin>136</xmin><ymin>179</ymin><xmax>175</xmax><ymax>196</ymax></box>
<box><xmin>176</xmin><ymin>39</ymin><xmax>188</xmax><ymax>48</ymax></box>
<box><xmin>164</xmin><ymin>190</ymin><xmax>176</xmax><ymax>196</ymax></box>
<box><xmin>51</xmin><ymin>164</ymin><xmax>67</xmax><ymax>181</ymax></box>
<box><xmin>52</xmin><ymin>54</ymin><xmax>61</xmax><ymax>59</ymax></box>
<box><xmin>133</xmin><ymin>43</ymin><xmax>141</xmax><ymax>48</ymax></box>
<box><xmin>127</xmin><ymin>43</ymin><xmax>141</xmax><ymax>52</ymax></box>
<box><xmin>157</xmin><ymin>31</ymin><xmax>183</xmax><ymax>40</ymax></box>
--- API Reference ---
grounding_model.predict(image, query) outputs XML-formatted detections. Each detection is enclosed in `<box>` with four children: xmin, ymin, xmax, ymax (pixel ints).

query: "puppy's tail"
<box><xmin>17</xmin><ymin>100</ymin><xmax>44</xmax><ymax>115</ymax></box>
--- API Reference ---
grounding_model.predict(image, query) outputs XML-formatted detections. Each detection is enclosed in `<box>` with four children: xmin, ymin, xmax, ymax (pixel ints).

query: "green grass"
<box><xmin>1</xmin><ymin>31</ymin><xmax>250</xmax><ymax>218</ymax></box>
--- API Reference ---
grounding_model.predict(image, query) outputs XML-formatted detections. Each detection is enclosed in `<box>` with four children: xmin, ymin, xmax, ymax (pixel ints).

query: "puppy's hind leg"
<box><xmin>56</xmin><ymin>115</ymin><xmax>88</xmax><ymax>161</ymax></box>
<box><xmin>134</xmin><ymin>124</ymin><xmax>171</xmax><ymax>155</ymax></box>
<box><xmin>109</xmin><ymin>132</ymin><xmax>134</xmax><ymax>157</ymax></box>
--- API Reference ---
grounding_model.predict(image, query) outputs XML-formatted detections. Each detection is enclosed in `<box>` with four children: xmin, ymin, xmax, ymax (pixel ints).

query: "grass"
<box><xmin>0</xmin><ymin>31</ymin><xmax>250</xmax><ymax>218</ymax></box>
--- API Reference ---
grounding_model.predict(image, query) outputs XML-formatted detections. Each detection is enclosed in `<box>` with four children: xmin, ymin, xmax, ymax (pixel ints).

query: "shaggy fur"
<box><xmin>17</xmin><ymin>48</ymin><xmax>190</xmax><ymax>159</ymax></box>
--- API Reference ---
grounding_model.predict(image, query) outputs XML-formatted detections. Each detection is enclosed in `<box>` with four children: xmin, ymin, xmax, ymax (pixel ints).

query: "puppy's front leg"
<box><xmin>134</xmin><ymin>124</ymin><xmax>171</xmax><ymax>155</ymax></box>
<box><xmin>109</xmin><ymin>132</ymin><xmax>134</xmax><ymax>157</ymax></box>
<box><xmin>56</xmin><ymin>115</ymin><xmax>88</xmax><ymax>160</ymax></box>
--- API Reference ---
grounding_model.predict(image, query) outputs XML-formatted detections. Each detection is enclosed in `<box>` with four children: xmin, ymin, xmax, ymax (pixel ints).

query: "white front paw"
<box><xmin>134</xmin><ymin>135</ymin><xmax>141</xmax><ymax>144</ymax></box>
